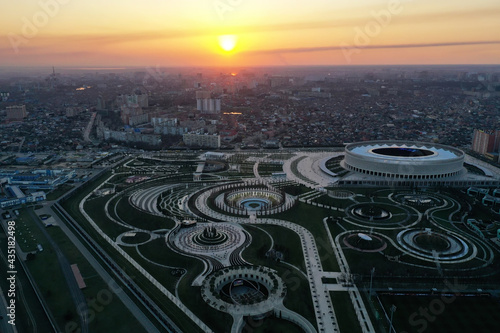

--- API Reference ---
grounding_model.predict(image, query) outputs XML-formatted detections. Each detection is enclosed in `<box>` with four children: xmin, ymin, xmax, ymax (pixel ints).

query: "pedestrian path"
<box><xmin>283</xmin><ymin>152</ymin><xmax>342</xmax><ymax>189</ymax></box>
<box><xmin>194</xmin><ymin>193</ymin><xmax>339</xmax><ymax>333</ymax></box>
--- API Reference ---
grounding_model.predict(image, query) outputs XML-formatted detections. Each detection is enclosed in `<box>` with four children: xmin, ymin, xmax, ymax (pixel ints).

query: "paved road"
<box><xmin>76</xmin><ymin>176</ymin><xmax>209</xmax><ymax>332</ymax></box>
<box><xmin>28</xmin><ymin>208</ymin><xmax>90</xmax><ymax>333</ymax></box>
<box><xmin>283</xmin><ymin>152</ymin><xmax>344</xmax><ymax>189</ymax></box>
<box><xmin>83</xmin><ymin>112</ymin><xmax>97</xmax><ymax>142</ymax></box>
<box><xmin>45</xmin><ymin>204</ymin><xmax>161</xmax><ymax>333</ymax></box>
<box><xmin>193</xmin><ymin>180</ymin><xmax>381</xmax><ymax>333</ymax></box>
<box><xmin>194</xmin><ymin>192</ymin><xmax>338</xmax><ymax>333</ymax></box>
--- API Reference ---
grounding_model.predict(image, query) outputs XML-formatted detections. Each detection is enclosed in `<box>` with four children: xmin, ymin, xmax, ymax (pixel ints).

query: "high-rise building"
<box><xmin>472</xmin><ymin>129</ymin><xmax>500</xmax><ymax>155</ymax></box>
<box><xmin>66</xmin><ymin>107</ymin><xmax>82</xmax><ymax>117</ymax></box>
<box><xmin>116</xmin><ymin>93</ymin><xmax>148</xmax><ymax>108</ymax></box>
<box><xmin>97</xmin><ymin>95</ymin><xmax>105</xmax><ymax>110</ymax></box>
<box><xmin>183</xmin><ymin>133</ymin><xmax>220</xmax><ymax>148</ymax></box>
<box><xmin>116</xmin><ymin>93</ymin><xmax>150</xmax><ymax>125</ymax></box>
<box><xmin>120</xmin><ymin>105</ymin><xmax>143</xmax><ymax>125</ymax></box>
<box><xmin>196</xmin><ymin>90</ymin><xmax>221</xmax><ymax>114</ymax></box>
<box><xmin>196</xmin><ymin>91</ymin><xmax>211</xmax><ymax>99</ymax></box>
<box><xmin>6</xmin><ymin>105</ymin><xmax>27</xmax><ymax>120</ymax></box>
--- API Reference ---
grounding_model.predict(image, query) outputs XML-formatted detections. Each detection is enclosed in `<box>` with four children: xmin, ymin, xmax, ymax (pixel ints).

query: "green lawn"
<box><xmin>242</xmin><ymin>225</ymin><xmax>273</xmax><ymax>265</ymax></box>
<box><xmin>46</xmin><ymin>226</ymin><xmax>148</xmax><ymax>333</ymax></box>
<box><xmin>312</xmin><ymin>194</ymin><xmax>336</xmax><ymax>206</ymax></box>
<box><xmin>176</xmin><ymin>260</ymin><xmax>234</xmax><ymax>333</ymax></box>
<box><xmin>114</xmin><ymin>195</ymin><xmax>175</xmax><ymax>230</ymax></box>
<box><xmin>20</xmin><ymin>210</ymin><xmax>79</xmax><ymax>331</ymax></box>
<box><xmin>256</xmin><ymin>224</ymin><xmax>305</xmax><ymax>269</ymax></box>
<box><xmin>330</xmin><ymin>292</ymin><xmax>363</xmax><ymax>333</ymax></box>
<box><xmin>13</xmin><ymin>210</ymin><xmax>41</xmax><ymax>252</ymax></box>
<box><xmin>258</xmin><ymin>163</ymin><xmax>284</xmax><ymax>176</ymax></box>
<box><xmin>46</xmin><ymin>184</ymin><xmax>74</xmax><ymax>201</ymax></box>
<box><xmin>60</xmin><ymin>171</ymin><xmax>206</xmax><ymax>332</ymax></box>
<box><xmin>120</xmin><ymin>231</ymin><xmax>151</xmax><ymax>244</ymax></box>
<box><xmin>121</xmin><ymin>245</ymin><xmax>179</xmax><ymax>293</ymax></box>
<box><xmin>0</xmin><ymin>227</ymin><xmax>54</xmax><ymax>333</ymax></box>
<box><xmin>242</xmin><ymin>226</ymin><xmax>316</xmax><ymax>329</ymax></box>
<box><xmin>379</xmin><ymin>294</ymin><xmax>500</xmax><ymax>333</ymax></box>
<box><xmin>60</xmin><ymin>171</ymin><xmax>112</xmax><ymax>220</ymax></box>
<box><xmin>243</xmin><ymin>314</ymin><xmax>304</xmax><ymax>333</ymax></box>
<box><xmin>84</xmin><ymin>195</ymin><xmax>131</xmax><ymax>239</ymax></box>
<box><xmin>110</xmin><ymin>245</ymin><xmax>205</xmax><ymax>333</ymax></box>
<box><xmin>270</xmin><ymin>202</ymin><xmax>340</xmax><ymax>271</ymax></box>
<box><xmin>137</xmin><ymin>238</ymin><xmax>198</xmax><ymax>268</ymax></box>
<box><xmin>279</xmin><ymin>184</ymin><xmax>312</xmax><ymax>196</ymax></box>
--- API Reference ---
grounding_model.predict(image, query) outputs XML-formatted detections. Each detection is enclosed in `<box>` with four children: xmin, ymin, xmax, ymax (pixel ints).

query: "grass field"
<box><xmin>242</xmin><ymin>225</ymin><xmax>317</xmax><ymax>328</ymax></box>
<box><xmin>46</xmin><ymin>226</ymin><xmax>147</xmax><ymax>333</ymax></box>
<box><xmin>290</xmin><ymin>156</ymin><xmax>318</xmax><ymax>185</ymax></box>
<box><xmin>46</xmin><ymin>184</ymin><xmax>74</xmax><ymax>201</ymax></box>
<box><xmin>269</xmin><ymin>202</ymin><xmax>340</xmax><ymax>272</ymax></box>
<box><xmin>242</xmin><ymin>225</ymin><xmax>273</xmax><ymax>264</ymax></box>
<box><xmin>243</xmin><ymin>315</ymin><xmax>304</xmax><ymax>333</ymax></box>
<box><xmin>60</xmin><ymin>171</ymin><xmax>207</xmax><ymax>332</ymax></box>
<box><xmin>84</xmin><ymin>195</ymin><xmax>130</xmax><ymax>239</ymax></box>
<box><xmin>272</xmin><ymin>183</ymin><xmax>311</xmax><ymax>196</ymax></box>
<box><xmin>330</xmin><ymin>292</ymin><xmax>363</xmax><ymax>333</ymax></box>
<box><xmin>379</xmin><ymin>293</ymin><xmax>500</xmax><ymax>333</ymax></box>
<box><xmin>257</xmin><ymin>162</ymin><xmax>284</xmax><ymax>176</ymax></box>
<box><xmin>120</xmin><ymin>245</ymin><xmax>178</xmax><ymax>293</ymax></box>
<box><xmin>176</xmin><ymin>261</ymin><xmax>234</xmax><ymax>333</ymax></box>
<box><xmin>267</xmin><ymin>153</ymin><xmax>296</xmax><ymax>160</ymax></box>
<box><xmin>114</xmin><ymin>195</ymin><xmax>175</xmax><ymax>230</ymax></box>
<box><xmin>312</xmin><ymin>194</ymin><xmax>336</xmax><ymax>206</ymax></box>
<box><xmin>55</xmin><ymin>165</ymin><xmax>500</xmax><ymax>333</ymax></box>
<box><xmin>120</xmin><ymin>231</ymin><xmax>151</xmax><ymax>244</ymax></box>
<box><xmin>20</xmin><ymin>209</ymin><xmax>80</xmax><ymax>331</ymax></box>
<box><xmin>13</xmin><ymin>210</ymin><xmax>41</xmax><ymax>252</ymax></box>
<box><xmin>256</xmin><ymin>224</ymin><xmax>305</xmax><ymax>269</ymax></box>
<box><xmin>0</xmin><ymin>227</ymin><xmax>54</xmax><ymax>333</ymax></box>
<box><xmin>138</xmin><ymin>238</ymin><xmax>196</xmax><ymax>268</ymax></box>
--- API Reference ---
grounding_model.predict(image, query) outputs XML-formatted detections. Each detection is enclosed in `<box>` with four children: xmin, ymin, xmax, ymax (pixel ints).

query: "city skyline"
<box><xmin>1</xmin><ymin>0</ymin><xmax>500</xmax><ymax>67</ymax></box>
<box><xmin>1</xmin><ymin>4</ymin><xmax>500</xmax><ymax>331</ymax></box>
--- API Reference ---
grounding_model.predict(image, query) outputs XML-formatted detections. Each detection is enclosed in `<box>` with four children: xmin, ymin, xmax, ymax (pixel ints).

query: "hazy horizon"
<box><xmin>1</xmin><ymin>0</ymin><xmax>499</xmax><ymax>68</ymax></box>
<box><xmin>2</xmin><ymin>63</ymin><xmax>500</xmax><ymax>71</ymax></box>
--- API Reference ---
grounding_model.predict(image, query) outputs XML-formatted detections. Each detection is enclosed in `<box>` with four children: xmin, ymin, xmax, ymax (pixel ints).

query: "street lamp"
<box><xmin>369</xmin><ymin>267</ymin><xmax>375</xmax><ymax>296</ymax></box>
<box><xmin>389</xmin><ymin>304</ymin><xmax>397</xmax><ymax>333</ymax></box>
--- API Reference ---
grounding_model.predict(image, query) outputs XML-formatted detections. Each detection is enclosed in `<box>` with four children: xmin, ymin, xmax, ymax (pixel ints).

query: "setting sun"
<box><xmin>218</xmin><ymin>35</ymin><xmax>238</xmax><ymax>52</ymax></box>
<box><xmin>1</xmin><ymin>1</ymin><xmax>499</xmax><ymax>67</ymax></box>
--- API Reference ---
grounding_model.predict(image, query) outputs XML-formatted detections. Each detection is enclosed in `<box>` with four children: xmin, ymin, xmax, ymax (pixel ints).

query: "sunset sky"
<box><xmin>1</xmin><ymin>0</ymin><xmax>499</xmax><ymax>67</ymax></box>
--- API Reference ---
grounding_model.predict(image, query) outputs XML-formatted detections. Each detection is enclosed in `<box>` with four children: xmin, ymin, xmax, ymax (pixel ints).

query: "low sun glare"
<box><xmin>218</xmin><ymin>35</ymin><xmax>238</xmax><ymax>52</ymax></box>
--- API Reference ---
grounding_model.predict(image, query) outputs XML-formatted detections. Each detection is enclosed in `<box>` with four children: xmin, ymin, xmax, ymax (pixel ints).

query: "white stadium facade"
<box><xmin>336</xmin><ymin>141</ymin><xmax>500</xmax><ymax>187</ymax></box>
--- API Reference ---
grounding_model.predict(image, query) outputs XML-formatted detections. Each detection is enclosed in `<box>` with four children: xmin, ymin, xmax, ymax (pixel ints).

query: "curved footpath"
<box><xmin>70</xmin><ymin>168</ymin><xmax>378</xmax><ymax>333</ymax></box>
<box><xmin>78</xmin><ymin>174</ymin><xmax>212</xmax><ymax>333</ymax></box>
<box><xmin>190</xmin><ymin>193</ymin><xmax>343</xmax><ymax>333</ymax></box>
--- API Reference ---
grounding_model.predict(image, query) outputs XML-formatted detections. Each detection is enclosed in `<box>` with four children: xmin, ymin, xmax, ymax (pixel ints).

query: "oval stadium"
<box><xmin>336</xmin><ymin>141</ymin><xmax>499</xmax><ymax>187</ymax></box>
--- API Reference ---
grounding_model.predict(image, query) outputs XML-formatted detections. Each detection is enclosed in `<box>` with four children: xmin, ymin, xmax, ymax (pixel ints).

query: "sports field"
<box><xmin>378</xmin><ymin>293</ymin><xmax>500</xmax><ymax>333</ymax></box>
